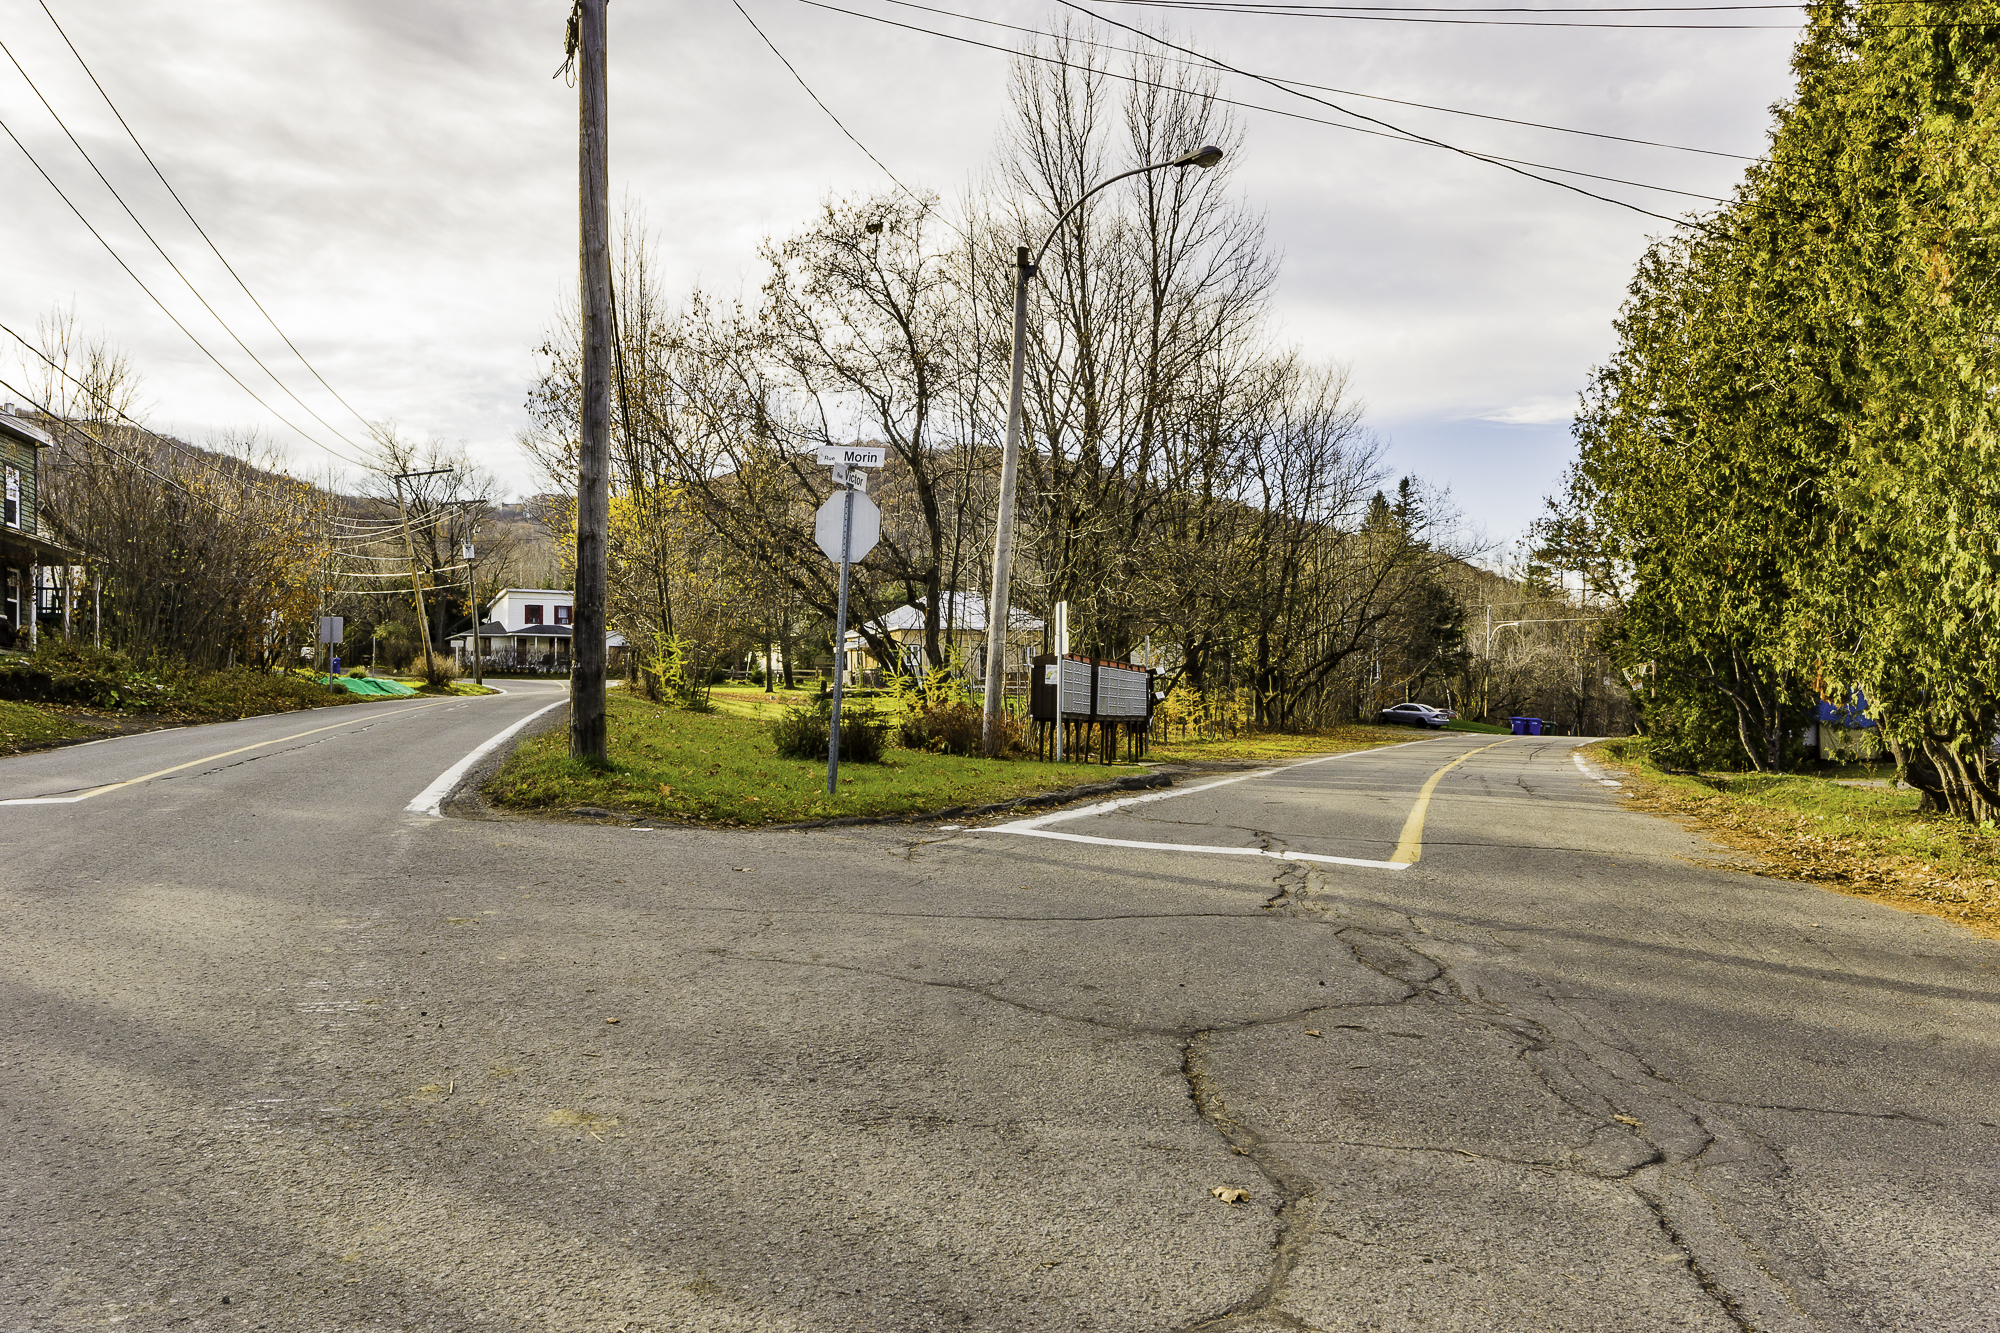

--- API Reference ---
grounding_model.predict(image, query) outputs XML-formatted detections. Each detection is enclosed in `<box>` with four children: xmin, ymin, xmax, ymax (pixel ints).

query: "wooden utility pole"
<box><xmin>571</xmin><ymin>0</ymin><xmax>611</xmax><ymax>760</ymax></box>
<box><xmin>391</xmin><ymin>467</ymin><xmax>452</xmax><ymax>682</ymax></box>
<box><xmin>465</xmin><ymin>527</ymin><xmax>484</xmax><ymax>688</ymax></box>
<box><xmin>392</xmin><ymin>474</ymin><xmax>436</xmax><ymax>682</ymax></box>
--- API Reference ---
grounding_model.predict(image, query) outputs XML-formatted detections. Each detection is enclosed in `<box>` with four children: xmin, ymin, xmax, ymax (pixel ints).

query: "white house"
<box><xmin>449</xmin><ymin>588</ymin><xmax>574</xmax><ymax>667</ymax></box>
<box><xmin>840</xmin><ymin>592</ymin><xmax>1043</xmax><ymax>684</ymax></box>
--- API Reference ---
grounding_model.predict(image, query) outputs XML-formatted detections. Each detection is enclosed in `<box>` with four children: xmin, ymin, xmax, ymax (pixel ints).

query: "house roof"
<box><xmin>0</xmin><ymin>411</ymin><xmax>54</xmax><ymax>449</ymax></box>
<box><xmin>865</xmin><ymin>592</ymin><xmax>1044</xmax><ymax>637</ymax></box>
<box><xmin>451</xmin><ymin>622</ymin><xmax>572</xmax><ymax>641</ymax></box>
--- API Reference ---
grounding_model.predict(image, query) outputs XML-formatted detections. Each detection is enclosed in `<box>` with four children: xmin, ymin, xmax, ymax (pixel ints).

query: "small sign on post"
<box><xmin>318</xmin><ymin>616</ymin><xmax>344</xmax><ymax>694</ymax></box>
<box><xmin>817</xmin><ymin>471</ymin><xmax>882</xmax><ymax>796</ymax></box>
<box><xmin>815</xmin><ymin>444</ymin><xmax>886</xmax><ymax>468</ymax></box>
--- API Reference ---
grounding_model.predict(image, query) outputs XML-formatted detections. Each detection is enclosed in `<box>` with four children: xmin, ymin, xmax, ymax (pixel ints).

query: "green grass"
<box><xmin>0</xmin><ymin>699</ymin><xmax>95</xmax><ymax>753</ymax></box>
<box><xmin>489</xmin><ymin>689</ymin><xmax>1121</xmax><ymax>826</ymax></box>
<box><xmin>1590</xmin><ymin>736</ymin><xmax>2000</xmax><ymax>935</ymax></box>
<box><xmin>1445</xmin><ymin>718</ymin><xmax>1512</xmax><ymax>734</ymax></box>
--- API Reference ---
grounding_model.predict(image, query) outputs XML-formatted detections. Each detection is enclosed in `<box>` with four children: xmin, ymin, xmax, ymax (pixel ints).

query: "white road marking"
<box><xmin>970</xmin><ymin>735</ymin><xmax>1441</xmax><ymax>868</ymax></box>
<box><xmin>991</xmin><ymin>826</ymin><xmax>1411</xmax><ymax>870</ymax></box>
<box><xmin>0</xmin><ymin>701</ymin><xmax>449</xmax><ymax>806</ymax></box>
<box><xmin>1572</xmin><ymin>750</ymin><xmax>1622</xmax><ymax>787</ymax></box>
<box><xmin>405</xmin><ymin>694</ymin><xmax>568</xmax><ymax>817</ymax></box>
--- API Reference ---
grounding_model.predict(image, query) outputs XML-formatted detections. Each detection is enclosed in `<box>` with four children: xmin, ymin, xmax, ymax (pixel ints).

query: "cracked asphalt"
<box><xmin>3</xmin><ymin>684</ymin><xmax>1997</xmax><ymax>1332</ymax></box>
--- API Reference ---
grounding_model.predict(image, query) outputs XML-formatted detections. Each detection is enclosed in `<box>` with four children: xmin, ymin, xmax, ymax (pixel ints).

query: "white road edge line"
<box><xmin>985</xmin><ymin>735</ymin><xmax>1436</xmax><ymax>835</ymax></box>
<box><xmin>1571</xmin><ymin>750</ymin><xmax>1622</xmax><ymax>787</ymax></box>
<box><xmin>966</xmin><ymin>734</ymin><xmax>1447</xmax><ymax>868</ymax></box>
<box><xmin>988</xmin><ymin>826</ymin><xmax>1410</xmax><ymax>870</ymax></box>
<box><xmin>405</xmin><ymin>695</ymin><xmax>568</xmax><ymax>817</ymax></box>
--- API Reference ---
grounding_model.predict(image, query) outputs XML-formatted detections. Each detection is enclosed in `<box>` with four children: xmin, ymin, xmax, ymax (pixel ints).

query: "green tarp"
<box><xmin>320</xmin><ymin>674</ymin><xmax>421</xmax><ymax>697</ymax></box>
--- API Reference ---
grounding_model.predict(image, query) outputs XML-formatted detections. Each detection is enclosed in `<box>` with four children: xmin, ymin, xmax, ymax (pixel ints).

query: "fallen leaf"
<box><xmin>604</xmin><ymin>1017</ymin><xmax>621</xmax><ymax>1025</ymax></box>
<box><xmin>1304</xmin><ymin>1029</ymin><xmax>1322</xmax><ymax>1038</ymax></box>
<box><xmin>1211</xmin><ymin>1186</ymin><xmax>1250</xmax><ymax>1204</ymax></box>
<box><xmin>1613</xmin><ymin>1114</ymin><xmax>1643</xmax><ymax>1127</ymax></box>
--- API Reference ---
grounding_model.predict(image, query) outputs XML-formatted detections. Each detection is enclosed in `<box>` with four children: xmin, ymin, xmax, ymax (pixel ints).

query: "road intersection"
<box><xmin>3</xmin><ymin>683</ymin><xmax>1994</xmax><ymax>1330</ymax></box>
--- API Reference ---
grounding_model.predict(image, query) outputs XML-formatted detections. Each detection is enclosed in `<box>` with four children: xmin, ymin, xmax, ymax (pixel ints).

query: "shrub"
<box><xmin>771</xmin><ymin>696</ymin><xmax>888</xmax><ymax>763</ymax></box>
<box><xmin>419</xmin><ymin>654</ymin><xmax>462</xmax><ymax>686</ymax></box>
<box><xmin>898</xmin><ymin>699</ymin><xmax>985</xmax><ymax>756</ymax></box>
<box><xmin>345</xmin><ymin>666</ymin><xmax>370</xmax><ymax>678</ymax></box>
<box><xmin>639</xmin><ymin>633</ymin><xmax>716</xmax><ymax>710</ymax></box>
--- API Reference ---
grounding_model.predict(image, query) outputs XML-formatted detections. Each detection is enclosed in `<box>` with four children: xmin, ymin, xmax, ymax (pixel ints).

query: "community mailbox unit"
<box><xmin>1028</xmin><ymin>654</ymin><xmax>1157</xmax><ymax>763</ymax></box>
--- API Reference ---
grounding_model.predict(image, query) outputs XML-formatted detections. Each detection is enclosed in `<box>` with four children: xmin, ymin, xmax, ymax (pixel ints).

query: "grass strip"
<box><xmin>1590</xmin><ymin>737</ymin><xmax>2000</xmax><ymax>939</ymax></box>
<box><xmin>492</xmin><ymin>689</ymin><xmax>1108</xmax><ymax>826</ymax></box>
<box><xmin>0</xmin><ymin>699</ymin><xmax>96</xmax><ymax>754</ymax></box>
<box><xmin>491</xmin><ymin>690</ymin><xmax>1411</xmax><ymax>826</ymax></box>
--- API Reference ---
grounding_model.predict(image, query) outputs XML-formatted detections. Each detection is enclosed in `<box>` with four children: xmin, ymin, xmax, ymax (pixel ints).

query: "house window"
<box><xmin>554</xmin><ymin>605</ymin><xmax>571</xmax><ymax>626</ymax></box>
<box><xmin>3</xmin><ymin>467</ymin><xmax>17</xmax><ymax>529</ymax></box>
<box><xmin>524</xmin><ymin>604</ymin><xmax>544</xmax><ymax>626</ymax></box>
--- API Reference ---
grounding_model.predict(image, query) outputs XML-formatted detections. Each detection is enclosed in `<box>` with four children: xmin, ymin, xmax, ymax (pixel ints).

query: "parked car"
<box><xmin>1380</xmin><ymin>701</ymin><xmax>1449</xmax><ymax>729</ymax></box>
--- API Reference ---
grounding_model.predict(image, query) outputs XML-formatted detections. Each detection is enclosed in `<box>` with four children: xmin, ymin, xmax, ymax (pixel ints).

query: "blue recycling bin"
<box><xmin>1509</xmin><ymin>717</ymin><xmax>1526</xmax><ymax>735</ymax></box>
<box><xmin>1527</xmin><ymin>718</ymin><xmax>1544</xmax><ymax>736</ymax></box>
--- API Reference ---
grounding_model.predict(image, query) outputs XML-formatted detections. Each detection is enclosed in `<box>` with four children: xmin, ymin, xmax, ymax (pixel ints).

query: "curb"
<box><xmin>505</xmin><ymin>768</ymin><xmax>1176</xmax><ymax>830</ymax></box>
<box><xmin>768</xmin><ymin>771</ymin><xmax>1173</xmax><ymax>831</ymax></box>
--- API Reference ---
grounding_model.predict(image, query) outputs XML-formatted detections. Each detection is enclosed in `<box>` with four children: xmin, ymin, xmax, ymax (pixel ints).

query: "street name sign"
<box><xmin>816</xmin><ymin>444</ymin><xmax>886</xmax><ymax>468</ymax></box>
<box><xmin>815</xmin><ymin>491</ymin><xmax>880</xmax><ymax>564</ymax></box>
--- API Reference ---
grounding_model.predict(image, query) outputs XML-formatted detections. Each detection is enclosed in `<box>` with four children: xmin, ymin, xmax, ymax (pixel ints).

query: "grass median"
<box><xmin>491</xmin><ymin>687</ymin><xmax>1107</xmax><ymax>826</ymax></box>
<box><xmin>1590</xmin><ymin>737</ymin><xmax>2000</xmax><ymax>938</ymax></box>
<box><xmin>490</xmin><ymin>687</ymin><xmax>1417</xmax><ymax>826</ymax></box>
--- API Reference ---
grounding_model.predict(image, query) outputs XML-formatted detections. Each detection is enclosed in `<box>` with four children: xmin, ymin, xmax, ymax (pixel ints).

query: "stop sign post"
<box><xmin>819</xmin><ymin>457</ymin><xmax>882</xmax><ymax>795</ymax></box>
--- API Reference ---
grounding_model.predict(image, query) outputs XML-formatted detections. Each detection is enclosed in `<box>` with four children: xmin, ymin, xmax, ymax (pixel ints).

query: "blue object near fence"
<box><xmin>1815</xmin><ymin>690</ymin><xmax>1875</xmax><ymax>729</ymax></box>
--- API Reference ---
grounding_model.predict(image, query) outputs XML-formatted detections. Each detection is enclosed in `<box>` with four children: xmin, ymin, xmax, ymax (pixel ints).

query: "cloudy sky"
<box><xmin>0</xmin><ymin>0</ymin><xmax>1799</xmax><ymax>548</ymax></box>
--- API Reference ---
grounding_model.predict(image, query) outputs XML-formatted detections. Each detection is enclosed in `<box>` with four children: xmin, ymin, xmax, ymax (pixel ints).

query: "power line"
<box><xmin>870</xmin><ymin>0</ymin><xmax>1755</xmax><ymax>159</ymax></box>
<box><xmin>0</xmin><ymin>114</ymin><xmax>380</xmax><ymax>473</ymax></box>
<box><xmin>794</xmin><ymin>0</ymin><xmax>1721</xmax><ymax>218</ymax></box>
<box><xmin>3</xmin><ymin>317</ymin><xmax>356</xmax><ymax>533</ymax></box>
<box><xmin>0</xmin><ymin>38</ymin><xmax>379</xmax><ymax>469</ymax></box>
<box><xmin>32</xmin><ymin>0</ymin><xmax>379</xmax><ymax>435</ymax></box>
<box><xmin>1084</xmin><ymin>0</ymin><xmax>1992</xmax><ymax>27</ymax></box>
<box><xmin>0</xmin><ymin>370</ymin><xmax>221</xmax><ymax>513</ymax></box>
<box><xmin>1050</xmin><ymin>0</ymin><xmax>1720</xmax><ymax>223</ymax></box>
<box><xmin>730</xmin><ymin>0</ymin><xmax>933</xmax><ymax>212</ymax></box>
<box><xmin>0</xmin><ymin>314</ymin><xmax>316</xmax><ymax>497</ymax></box>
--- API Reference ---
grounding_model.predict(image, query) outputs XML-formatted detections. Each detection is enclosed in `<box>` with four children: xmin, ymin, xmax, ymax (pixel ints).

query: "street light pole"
<box><xmin>980</xmin><ymin>144</ymin><xmax>1224</xmax><ymax>756</ymax></box>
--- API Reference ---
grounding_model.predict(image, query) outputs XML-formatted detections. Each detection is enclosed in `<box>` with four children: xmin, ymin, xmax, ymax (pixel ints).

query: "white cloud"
<box><xmin>1475</xmin><ymin>399</ymin><xmax>1580</xmax><ymax>427</ymax></box>
<box><xmin>0</xmin><ymin>0</ymin><xmax>1796</xmax><ymax>541</ymax></box>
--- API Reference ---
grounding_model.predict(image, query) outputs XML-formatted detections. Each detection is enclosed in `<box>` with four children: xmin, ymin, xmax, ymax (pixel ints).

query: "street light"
<box><xmin>979</xmin><ymin>144</ymin><xmax>1225</xmax><ymax>755</ymax></box>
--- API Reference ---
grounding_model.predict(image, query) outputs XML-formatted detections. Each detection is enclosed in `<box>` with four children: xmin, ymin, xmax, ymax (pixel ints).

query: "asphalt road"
<box><xmin>2</xmin><ymin>687</ymin><xmax>1995</xmax><ymax>1332</ymax></box>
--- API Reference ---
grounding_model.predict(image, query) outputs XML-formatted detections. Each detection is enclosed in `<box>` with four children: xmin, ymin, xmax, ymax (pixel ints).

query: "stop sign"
<box><xmin>815</xmin><ymin>490</ymin><xmax>880</xmax><ymax>564</ymax></box>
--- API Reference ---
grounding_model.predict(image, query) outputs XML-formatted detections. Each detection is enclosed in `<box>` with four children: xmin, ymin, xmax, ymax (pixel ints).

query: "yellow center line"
<box><xmin>1390</xmin><ymin>738</ymin><xmax>1514</xmax><ymax>865</ymax></box>
<box><xmin>60</xmin><ymin>700</ymin><xmax>451</xmax><ymax>802</ymax></box>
